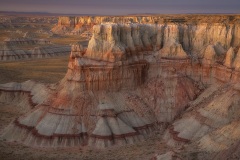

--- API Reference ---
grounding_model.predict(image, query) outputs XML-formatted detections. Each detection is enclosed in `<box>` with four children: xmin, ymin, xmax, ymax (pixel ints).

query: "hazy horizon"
<box><xmin>0</xmin><ymin>0</ymin><xmax>240</xmax><ymax>15</ymax></box>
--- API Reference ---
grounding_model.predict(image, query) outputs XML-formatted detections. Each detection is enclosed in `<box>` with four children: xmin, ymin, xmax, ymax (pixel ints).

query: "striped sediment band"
<box><xmin>168</xmin><ymin>125</ymin><xmax>190</xmax><ymax>143</ymax></box>
<box><xmin>90</xmin><ymin>132</ymin><xmax>139</xmax><ymax>140</ymax></box>
<box><xmin>14</xmin><ymin>118</ymin><xmax>88</xmax><ymax>139</ymax></box>
<box><xmin>0</xmin><ymin>89</ymin><xmax>38</xmax><ymax>107</ymax></box>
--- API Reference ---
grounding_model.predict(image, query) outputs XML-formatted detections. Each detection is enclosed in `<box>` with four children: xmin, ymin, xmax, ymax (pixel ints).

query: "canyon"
<box><xmin>0</xmin><ymin>15</ymin><xmax>240</xmax><ymax>160</ymax></box>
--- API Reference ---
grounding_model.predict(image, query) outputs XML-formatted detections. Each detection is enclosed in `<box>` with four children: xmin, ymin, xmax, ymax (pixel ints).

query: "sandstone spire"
<box><xmin>202</xmin><ymin>45</ymin><xmax>217</xmax><ymax>65</ymax></box>
<box><xmin>224</xmin><ymin>47</ymin><xmax>235</xmax><ymax>68</ymax></box>
<box><xmin>233</xmin><ymin>48</ymin><xmax>240</xmax><ymax>70</ymax></box>
<box><xmin>159</xmin><ymin>24</ymin><xmax>188</xmax><ymax>58</ymax></box>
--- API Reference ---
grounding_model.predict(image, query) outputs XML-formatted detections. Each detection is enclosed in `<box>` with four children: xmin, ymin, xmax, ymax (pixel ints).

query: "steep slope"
<box><xmin>1</xmin><ymin>24</ymin><xmax>201</xmax><ymax>148</ymax></box>
<box><xmin>52</xmin><ymin>15</ymin><xmax>240</xmax><ymax>36</ymax></box>
<box><xmin>0</xmin><ymin>21</ymin><xmax>240</xmax><ymax>160</ymax></box>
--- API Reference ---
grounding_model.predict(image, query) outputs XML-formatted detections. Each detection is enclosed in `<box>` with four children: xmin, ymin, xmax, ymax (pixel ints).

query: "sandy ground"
<box><xmin>0</xmin><ymin>56</ymin><xmax>69</xmax><ymax>84</ymax></box>
<box><xmin>0</xmin><ymin>57</ymin><xmax>169</xmax><ymax>160</ymax></box>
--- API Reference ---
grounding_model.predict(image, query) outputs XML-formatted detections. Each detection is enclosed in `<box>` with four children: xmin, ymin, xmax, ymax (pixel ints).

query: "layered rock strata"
<box><xmin>0</xmin><ymin>44</ymin><xmax>71</xmax><ymax>61</ymax></box>
<box><xmin>1</xmin><ymin>24</ymin><xmax>200</xmax><ymax>148</ymax></box>
<box><xmin>0</xmin><ymin>15</ymin><xmax>57</xmax><ymax>29</ymax></box>
<box><xmin>52</xmin><ymin>15</ymin><xmax>240</xmax><ymax>51</ymax></box>
<box><xmin>53</xmin><ymin>17</ymin><xmax>240</xmax><ymax>61</ymax></box>
<box><xmin>0</xmin><ymin>44</ymin><xmax>30</xmax><ymax>60</ymax></box>
<box><xmin>1</xmin><ymin>22</ymin><xmax>240</xmax><ymax>157</ymax></box>
<box><xmin>4</xmin><ymin>38</ymin><xmax>51</xmax><ymax>45</ymax></box>
<box><xmin>0</xmin><ymin>80</ymin><xmax>50</xmax><ymax>111</ymax></box>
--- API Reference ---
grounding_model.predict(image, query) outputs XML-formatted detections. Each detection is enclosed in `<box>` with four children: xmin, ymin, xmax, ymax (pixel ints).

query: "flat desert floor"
<box><xmin>0</xmin><ymin>56</ymin><xmax>69</xmax><ymax>84</ymax></box>
<box><xmin>0</xmin><ymin>56</ymin><xmax>168</xmax><ymax>160</ymax></box>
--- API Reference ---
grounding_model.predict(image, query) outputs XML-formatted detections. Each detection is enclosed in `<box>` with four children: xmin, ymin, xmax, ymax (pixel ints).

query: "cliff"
<box><xmin>52</xmin><ymin>15</ymin><xmax>240</xmax><ymax>45</ymax></box>
<box><xmin>53</xmin><ymin>16</ymin><xmax>240</xmax><ymax>57</ymax></box>
<box><xmin>1</xmin><ymin>21</ymin><xmax>240</xmax><ymax>159</ymax></box>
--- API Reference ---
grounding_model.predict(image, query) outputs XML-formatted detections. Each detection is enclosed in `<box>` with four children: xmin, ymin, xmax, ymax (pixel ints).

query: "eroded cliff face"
<box><xmin>53</xmin><ymin>16</ymin><xmax>240</xmax><ymax>60</ymax></box>
<box><xmin>1</xmin><ymin>21</ymin><xmax>240</xmax><ymax>159</ymax></box>
<box><xmin>85</xmin><ymin>23</ymin><xmax>189</xmax><ymax>62</ymax></box>
<box><xmin>52</xmin><ymin>15</ymin><xmax>240</xmax><ymax>50</ymax></box>
<box><xmin>52</xmin><ymin>15</ymin><xmax>240</xmax><ymax>31</ymax></box>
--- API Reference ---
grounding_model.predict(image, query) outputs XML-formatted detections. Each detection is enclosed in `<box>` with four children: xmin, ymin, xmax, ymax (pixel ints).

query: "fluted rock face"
<box><xmin>180</xmin><ymin>23</ymin><xmax>236</xmax><ymax>55</ymax></box>
<box><xmin>52</xmin><ymin>15</ymin><xmax>240</xmax><ymax>36</ymax></box>
<box><xmin>232</xmin><ymin>24</ymin><xmax>240</xmax><ymax>47</ymax></box>
<box><xmin>85</xmin><ymin>23</ymin><xmax>240</xmax><ymax>61</ymax></box>
<box><xmin>64</xmin><ymin>20</ymin><xmax>240</xmax><ymax>62</ymax></box>
<box><xmin>163</xmin><ymin>83</ymin><xmax>240</xmax><ymax>159</ymax></box>
<box><xmin>85</xmin><ymin>24</ymin><xmax>126</xmax><ymax>62</ymax></box>
<box><xmin>224</xmin><ymin>47</ymin><xmax>235</xmax><ymax>68</ymax></box>
<box><xmin>1</xmin><ymin>21</ymin><xmax>240</xmax><ymax>160</ymax></box>
<box><xmin>202</xmin><ymin>45</ymin><xmax>217</xmax><ymax>65</ymax></box>
<box><xmin>160</xmin><ymin>24</ymin><xmax>187</xmax><ymax>58</ymax></box>
<box><xmin>57</xmin><ymin>16</ymin><xmax>76</xmax><ymax>27</ymax></box>
<box><xmin>52</xmin><ymin>16</ymin><xmax>240</xmax><ymax>59</ymax></box>
<box><xmin>85</xmin><ymin>23</ymin><xmax>188</xmax><ymax>62</ymax></box>
<box><xmin>232</xmin><ymin>48</ymin><xmax>240</xmax><ymax>70</ymax></box>
<box><xmin>1</xmin><ymin>24</ymin><xmax>201</xmax><ymax>148</ymax></box>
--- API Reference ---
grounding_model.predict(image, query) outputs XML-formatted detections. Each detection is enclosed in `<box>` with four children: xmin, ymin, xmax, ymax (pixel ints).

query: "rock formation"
<box><xmin>159</xmin><ymin>24</ymin><xmax>187</xmax><ymax>58</ymax></box>
<box><xmin>0</xmin><ymin>80</ymin><xmax>50</xmax><ymax>109</ymax></box>
<box><xmin>203</xmin><ymin>45</ymin><xmax>217</xmax><ymax>63</ymax></box>
<box><xmin>4</xmin><ymin>38</ymin><xmax>51</xmax><ymax>45</ymax></box>
<box><xmin>0</xmin><ymin>15</ymin><xmax>57</xmax><ymax>29</ymax></box>
<box><xmin>52</xmin><ymin>15</ymin><xmax>240</xmax><ymax>49</ymax></box>
<box><xmin>1</xmin><ymin>23</ymin><xmax>202</xmax><ymax>148</ymax></box>
<box><xmin>0</xmin><ymin>43</ymin><xmax>71</xmax><ymax>61</ymax></box>
<box><xmin>52</xmin><ymin>16</ymin><xmax>240</xmax><ymax>59</ymax></box>
<box><xmin>224</xmin><ymin>47</ymin><xmax>235</xmax><ymax>68</ymax></box>
<box><xmin>0</xmin><ymin>44</ymin><xmax>30</xmax><ymax>60</ymax></box>
<box><xmin>233</xmin><ymin>48</ymin><xmax>240</xmax><ymax>70</ymax></box>
<box><xmin>1</xmin><ymin>20</ymin><xmax>240</xmax><ymax>159</ymax></box>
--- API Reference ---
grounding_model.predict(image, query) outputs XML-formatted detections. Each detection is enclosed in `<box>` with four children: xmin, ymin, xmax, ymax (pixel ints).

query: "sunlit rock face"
<box><xmin>159</xmin><ymin>24</ymin><xmax>187</xmax><ymax>58</ymax></box>
<box><xmin>1</xmin><ymin>24</ymin><xmax>199</xmax><ymax>148</ymax></box>
<box><xmin>53</xmin><ymin>15</ymin><xmax>240</xmax><ymax>59</ymax></box>
<box><xmin>224</xmin><ymin>47</ymin><xmax>235</xmax><ymax>68</ymax></box>
<box><xmin>1</xmin><ymin>20</ymin><xmax>240</xmax><ymax>159</ymax></box>
<box><xmin>85</xmin><ymin>23</ymin><xmax>188</xmax><ymax>62</ymax></box>
<box><xmin>52</xmin><ymin>15</ymin><xmax>240</xmax><ymax>37</ymax></box>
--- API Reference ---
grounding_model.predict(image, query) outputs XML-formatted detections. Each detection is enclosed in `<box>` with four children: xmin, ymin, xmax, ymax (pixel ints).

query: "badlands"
<box><xmin>0</xmin><ymin>14</ymin><xmax>240</xmax><ymax>160</ymax></box>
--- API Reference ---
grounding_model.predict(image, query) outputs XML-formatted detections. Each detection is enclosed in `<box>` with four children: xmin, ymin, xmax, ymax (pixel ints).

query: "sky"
<box><xmin>0</xmin><ymin>0</ymin><xmax>240</xmax><ymax>15</ymax></box>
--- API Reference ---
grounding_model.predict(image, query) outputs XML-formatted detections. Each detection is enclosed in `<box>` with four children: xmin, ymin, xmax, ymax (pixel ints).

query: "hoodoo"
<box><xmin>1</xmin><ymin>20</ymin><xmax>240</xmax><ymax>160</ymax></box>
